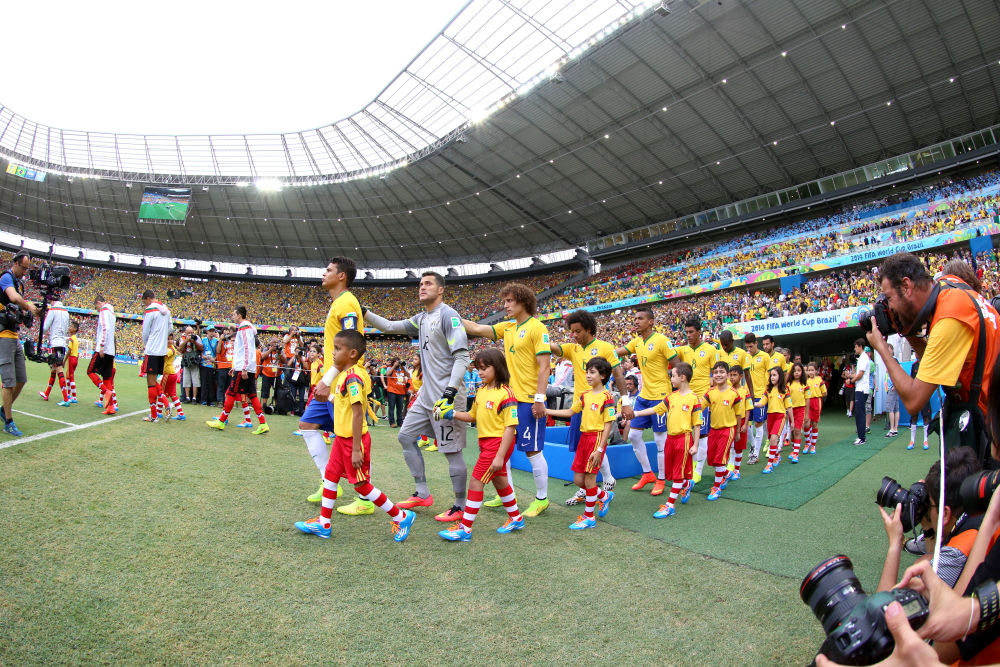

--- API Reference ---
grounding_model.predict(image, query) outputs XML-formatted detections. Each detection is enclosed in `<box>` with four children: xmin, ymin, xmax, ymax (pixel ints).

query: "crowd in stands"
<box><xmin>539</xmin><ymin>169</ymin><xmax>1000</xmax><ymax>312</ymax></box>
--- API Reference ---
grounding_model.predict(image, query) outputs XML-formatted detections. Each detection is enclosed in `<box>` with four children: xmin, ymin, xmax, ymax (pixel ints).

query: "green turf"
<box><xmin>138</xmin><ymin>202</ymin><xmax>188</xmax><ymax>221</ymax></box>
<box><xmin>0</xmin><ymin>364</ymin><xmax>940</xmax><ymax>666</ymax></box>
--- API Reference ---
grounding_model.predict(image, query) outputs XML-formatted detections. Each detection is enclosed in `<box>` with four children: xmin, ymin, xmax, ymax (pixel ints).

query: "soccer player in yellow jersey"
<box><xmin>615</xmin><ymin>307</ymin><xmax>677</xmax><ymax>494</ymax></box>
<box><xmin>702</xmin><ymin>362</ymin><xmax>741</xmax><ymax>500</ymax></box>
<box><xmin>632</xmin><ymin>362</ymin><xmax>701</xmax><ymax>518</ymax></box>
<box><xmin>550</xmin><ymin>309</ymin><xmax>631</xmax><ymax>499</ymax></box>
<box><xmin>298</xmin><ymin>257</ymin><xmax>373</xmax><ymax>514</ymax></box>
<box><xmin>463</xmin><ymin>283</ymin><xmax>551</xmax><ymax>517</ymax></box>
<box><xmin>675</xmin><ymin>318</ymin><xmax>719</xmax><ymax>483</ymax></box>
<box><xmin>719</xmin><ymin>330</ymin><xmax>750</xmax><ymax>379</ymax></box>
<box><xmin>743</xmin><ymin>333</ymin><xmax>771</xmax><ymax>464</ymax></box>
<box><xmin>763</xmin><ymin>335</ymin><xmax>786</xmax><ymax>372</ymax></box>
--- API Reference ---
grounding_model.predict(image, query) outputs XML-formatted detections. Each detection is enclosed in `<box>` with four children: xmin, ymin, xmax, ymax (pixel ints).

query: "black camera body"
<box><xmin>960</xmin><ymin>469</ymin><xmax>1000</xmax><ymax>514</ymax></box>
<box><xmin>858</xmin><ymin>296</ymin><xmax>897</xmax><ymax>336</ymax></box>
<box><xmin>876</xmin><ymin>476</ymin><xmax>928</xmax><ymax>532</ymax></box>
<box><xmin>28</xmin><ymin>264</ymin><xmax>70</xmax><ymax>292</ymax></box>
<box><xmin>802</xmin><ymin>555</ymin><xmax>929</xmax><ymax>666</ymax></box>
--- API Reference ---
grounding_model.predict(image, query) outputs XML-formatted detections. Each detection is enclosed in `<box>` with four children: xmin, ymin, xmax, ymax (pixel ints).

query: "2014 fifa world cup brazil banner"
<box><xmin>722</xmin><ymin>307</ymin><xmax>868</xmax><ymax>338</ymax></box>
<box><xmin>538</xmin><ymin>217</ymin><xmax>1000</xmax><ymax>322</ymax></box>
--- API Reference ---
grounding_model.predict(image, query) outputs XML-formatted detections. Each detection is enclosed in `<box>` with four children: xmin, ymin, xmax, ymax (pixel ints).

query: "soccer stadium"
<box><xmin>3</xmin><ymin>1</ymin><xmax>1000</xmax><ymax>665</ymax></box>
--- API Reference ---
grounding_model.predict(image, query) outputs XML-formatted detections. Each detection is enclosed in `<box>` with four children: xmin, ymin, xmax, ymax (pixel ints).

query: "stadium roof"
<box><xmin>1</xmin><ymin>0</ymin><xmax>999</xmax><ymax>269</ymax></box>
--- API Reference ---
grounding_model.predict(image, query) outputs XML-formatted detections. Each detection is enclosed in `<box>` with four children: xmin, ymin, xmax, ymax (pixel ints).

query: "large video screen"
<box><xmin>138</xmin><ymin>187</ymin><xmax>192</xmax><ymax>224</ymax></box>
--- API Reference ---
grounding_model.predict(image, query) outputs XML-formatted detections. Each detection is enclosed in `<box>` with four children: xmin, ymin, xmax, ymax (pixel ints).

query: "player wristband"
<box><xmin>975</xmin><ymin>581</ymin><xmax>1000</xmax><ymax>634</ymax></box>
<box><xmin>620</xmin><ymin>395</ymin><xmax>632</xmax><ymax>407</ymax></box>
<box><xmin>534</xmin><ymin>394</ymin><xmax>546</xmax><ymax>402</ymax></box>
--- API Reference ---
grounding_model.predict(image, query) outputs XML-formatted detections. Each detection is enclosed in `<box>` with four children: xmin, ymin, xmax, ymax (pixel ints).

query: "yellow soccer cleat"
<box><xmin>523</xmin><ymin>498</ymin><xmax>549</xmax><ymax>517</ymax></box>
<box><xmin>336</xmin><ymin>499</ymin><xmax>375</xmax><ymax>516</ymax></box>
<box><xmin>424</xmin><ymin>442</ymin><xmax>438</xmax><ymax>452</ymax></box>
<box><xmin>206</xmin><ymin>419</ymin><xmax>225</xmax><ymax>430</ymax></box>
<box><xmin>252</xmin><ymin>424</ymin><xmax>270</xmax><ymax>435</ymax></box>
<box><xmin>483</xmin><ymin>494</ymin><xmax>503</xmax><ymax>508</ymax></box>
<box><xmin>308</xmin><ymin>481</ymin><xmax>344</xmax><ymax>503</ymax></box>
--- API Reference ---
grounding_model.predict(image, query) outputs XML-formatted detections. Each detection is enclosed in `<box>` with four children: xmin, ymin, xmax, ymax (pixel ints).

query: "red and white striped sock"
<box><xmin>499</xmin><ymin>486</ymin><xmax>522</xmax><ymax>521</ymax></box>
<box><xmin>241</xmin><ymin>403</ymin><xmax>251</xmax><ymax>424</ymax></box>
<box><xmin>812</xmin><ymin>427</ymin><xmax>819</xmax><ymax>447</ymax></box>
<box><xmin>356</xmin><ymin>482</ymin><xmax>402</xmax><ymax>521</ymax></box>
<box><xmin>111</xmin><ymin>390</ymin><xmax>118</xmax><ymax>410</ymax></box>
<box><xmin>250</xmin><ymin>397</ymin><xmax>266</xmax><ymax>424</ymax></box>
<box><xmin>172</xmin><ymin>397</ymin><xmax>185</xmax><ymax>417</ymax></box>
<box><xmin>714</xmin><ymin>466</ymin><xmax>727</xmax><ymax>487</ymax></box>
<box><xmin>584</xmin><ymin>487</ymin><xmax>598</xmax><ymax>519</ymax></box>
<box><xmin>668</xmin><ymin>482</ymin><xmax>683</xmax><ymax>507</ymax></box>
<box><xmin>460</xmin><ymin>489</ymin><xmax>483</xmax><ymax>532</ymax></box>
<box><xmin>45</xmin><ymin>371</ymin><xmax>55</xmax><ymax>397</ymax></box>
<box><xmin>147</xmin><ymin>386</ymin><xmax>159</xmax><ymax>419</ymax></box>
<box><xmin>69</xmin><ymin>380</ymin><xmax>76</xmax><ymax>401</ymax></box>
<box><xmin>792</xmin><ymin>437</ymin><xmax>801</xmax><ymax>457</ymax></box>
<box><xmin>57</xmin><ymin>372</ymin><xmax>69</xmax><ymax>402</ymax></box>
<box><xmin>319</xmin><ymin>478</ymin><xmax>339</xmax><ymax>528</ymax></box>
<box><xmin>734</xmin><ymin>452</ymin><xmax>743</xmax><ymax>472</ymax></box>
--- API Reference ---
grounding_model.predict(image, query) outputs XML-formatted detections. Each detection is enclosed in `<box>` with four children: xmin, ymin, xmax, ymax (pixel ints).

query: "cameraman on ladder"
<box><xmin>0</xmin><ymin>252</ymin><xmax>39</xmax><ymax>436</ymax></box>
<box><xmin>863</xmin><ymin>252</ymin><xmax>1000</xmax><ymax>461</ymax></box>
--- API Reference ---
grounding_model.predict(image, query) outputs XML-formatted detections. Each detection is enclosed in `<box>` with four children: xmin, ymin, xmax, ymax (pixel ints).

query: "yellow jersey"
<box><xmin>788</xmin><ymin>380</ymin><xmax>808</xmax><ymax>408</ymax></box>
<box><xmin>410</xmin><ymin>373</ymin><xmax>422</xmax><ymax>392</ymax></box>
<box><xmin>768</xmin><ymin>351</ymin><xmax>787</xmax><ymax>373</ymax></box>
<box><xmin>470</xmin><ymin>385</ymin><xmax>519</xmax><ymax>438</ymax></box>
<box><xmin>701</xmin><ymin>386</ymin><xmax>741</xmax><ymax>429</ymax></box>
<box><xmin>761</xmin><ymin>387</ymin><xmax>792</xmax><ymax>414</ymax></box>
<box><xmin>653</xmin><ymin>390</ymin><xmax>703</xmax><ymax>436</ymax></box>
<box><xmin>806</xmin><ymin>376</ymin><xmax>827</xmax><ymax>400</ymax></box>
<box><xmin>67</xmin><ymin>334</ymin><xmax>79</xmax><ymax>358</ymax></box>
<box><xmin>735</xmin><ymin>384</ymin><xmax>751</xmax><ymax>419</ymax></box>
<box><xmin>310</xmin><ymin>360</ymin><xmax>323</xmax><ymax>387</ymax></box>
<box><xmin>333</xmin><ymin>366</ymin><xmax>371</xmax><ymax>438</ymax></box>
<box><xmin>164</xmin><ymin>345</ymin><xmax>177</xmax><ymax>374</ymax></box>
<box><xmin>721</xmin><ymin>346</ymin><xmax>750</xmax><ymax>373</ymax></box>
<box><xmin>571</xmin><ymin>388</ymin><xmax>617</xmax><ymax>433</ymax></box>
<box><xmin>747</xmin><ymin>350</ymin><xmax>771</xmax><ymax>398</ymax></box>
<box><xmin>676</xmin><ymin>342</ymin><xmax>719</xmax><ymax>395</ymax></box>
<box><xmin>561</xmin><ymin>339</ymin><xmax>619</xmax><ymax>397</ymax></box>
<box><xmin>625</xmin><ymin>332</ymin><xmax>676</xmax><ymax>401</ymax></box>
<box><xmin>491</xmin><ymin>317</ymin><xmax>550</xmax><ymax>403</ymax></box>
<box><xmin>324</xmin><ymin>291</ymin><xmax>364</xmax><ymax>371</ymax></box>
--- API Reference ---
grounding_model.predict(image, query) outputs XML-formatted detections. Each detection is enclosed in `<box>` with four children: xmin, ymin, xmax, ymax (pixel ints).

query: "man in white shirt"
<box><xmin>852</xmin><ymin>339</ymin><xmax>872</xmax><ymax>445</ymax></box>
<box><xmin>40</xmin><ymin>297</ymin><xmax>71</xmax><ymax>406</ymax></box>
<box><xmin>141</xmin><ymin>290</ymin><xmax>171</xmax><ymax>422</ymax></box>
<box><xmin>89</xmin><ymin>295</ymin><xmax>118</xmax><ymax>414</ymax></box>
<box><xmin>207</xmin><ymin>306</ymin><xmax>269</xmax><ymax>435</ymax></box>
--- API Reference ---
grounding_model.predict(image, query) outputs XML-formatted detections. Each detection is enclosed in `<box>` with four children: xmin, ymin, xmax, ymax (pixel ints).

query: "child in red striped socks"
<box><xmin>158</xmin><ymin>333</ymin><xmax>184</xmax><ymax>420</ymax></box>
<box><xmin>787</xmin><ymin>363</ymin><xmax>807</xmax><ymax>463</ymax></box>
<box><xmin>701</xmin><ymin>362</ymin><xmax>741</xmax><ymax>501</ymax></box>
<box><xmin>726</xmin><ymin>365</ymin><xmax>750</xmax><ymax>481</ymax></box>
<box><xmin>436</xmin><ymin>348</ymin><xmax>524</xmax><ymax>541</ymax></box>
<box><xmin>294</xmin><ymin>330</ymin><xmax>415</xmax><ymax>542</ymax></box>
<box><xmin>804</xmin><ymin>362</ymin><xmax>826</xmax><ymax>454</ymax></box>
<box><xmin>545</xmin><ymin>357</ymin><xmax>617</xmax><ymax>530</ymax></box>
<box><xmin>753</xmin><ymin>368</ymin><xmax>792</xmax><ymax>474</ymax></box>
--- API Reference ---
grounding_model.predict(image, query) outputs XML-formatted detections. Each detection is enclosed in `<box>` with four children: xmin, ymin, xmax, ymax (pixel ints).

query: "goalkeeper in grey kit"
<box><xmin>362</xmin><ymin>271</ymin><xmax>471</xmax><ymax>523</ymax></box>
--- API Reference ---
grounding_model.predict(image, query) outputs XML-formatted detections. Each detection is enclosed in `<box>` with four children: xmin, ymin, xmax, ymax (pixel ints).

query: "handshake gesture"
<box><xmin>432</xmin><ymin>387</ymin><xmax>458</xmax><ymax>421</ymax></box>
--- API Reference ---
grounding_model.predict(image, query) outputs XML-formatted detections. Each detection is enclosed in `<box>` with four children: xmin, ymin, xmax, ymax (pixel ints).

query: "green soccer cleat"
<box><xmin>524</xmin><ymin>498</ymin><xmax>549</xmax><ymax>517</ymax></box>
<box><xmin>337</xmin><ymin>499</ymin><xmax>375</xmax><ymax>515</ymax></box>
<box><xmin>252</xmin><ymin>424</ymin><xmax>270</xmax><ymax>435</ymax></box>
<box><xmin>307</xmin><ymin>481</ymin><xmax>344</xmax><ymax>503</ymax></box>
<box><xmin>206</xmin><ymin>419</ymin><xmax>225</xmax><ymax>430</ymax></box>
<box><xmin>483</xmin><ymin>495</ymin><xmax>504</xmax><ymax>508</ymax></box>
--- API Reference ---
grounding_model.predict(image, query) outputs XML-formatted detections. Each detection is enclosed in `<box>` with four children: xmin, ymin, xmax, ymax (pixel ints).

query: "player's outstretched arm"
<box><xmin>611</xmin><ymin>366</ymin><xmax>634</xmax><ymax>419</ymax></box>
<box><xmin>364</xmin><ymin>311</ymin><xmax>416</xmax><ymax>336</ymax></box>
<box><xmin>461</xmin><ymin>319</ymin><xmax>495</xmax><ymax>340</ymax></box>
<box><xmin>545</xmin><ymin>408</ymin><xmax>573</xmax><ymax>418</ymax></box>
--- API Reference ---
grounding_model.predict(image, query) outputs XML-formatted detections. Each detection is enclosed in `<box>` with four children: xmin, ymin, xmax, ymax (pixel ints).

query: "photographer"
<box><xmin>200</xmin><ymin>326</ymin><xmax>219</xmax><ymax>407</ymax></box>
<box><xmin>259</xmin><ymin>336</ymin><xmax>282</xmax><ymax>407</ymax></box>
<box><xmin>864</xmin><ymin>253</ymin><xmax>1000</xmax><ymax>456</ymax></box>
<box><xmin>176</xmin><ymin>326</ymin><xmax>203</xmax><ymax>404</ymax></box>
<box><xmin>216</xmin><ymin>327</ymin><xmax>234</xmax><ymax>404</ymax></box>
<box><xmin>0</xmin><ymin>252</ymin><xmax>39</xmax><ymax>436</ymax></box>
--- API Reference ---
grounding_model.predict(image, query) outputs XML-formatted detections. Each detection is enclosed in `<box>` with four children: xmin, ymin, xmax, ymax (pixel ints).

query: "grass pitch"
<box><xmin>138</xmin><ymin>202</ymin><xmax>188</xmax><ymax>221</ymax></box>
<box><xmin>0</xmin><ymin>364</ymin><xmax>939</xmax><ymax>666</ymax></box>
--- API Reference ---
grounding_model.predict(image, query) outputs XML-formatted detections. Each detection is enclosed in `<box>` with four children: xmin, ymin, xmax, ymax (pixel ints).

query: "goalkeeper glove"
<box><xmin>433</xmin><ymin>387</ymin><xmax>458</xmax><ymax>421</ymax></box>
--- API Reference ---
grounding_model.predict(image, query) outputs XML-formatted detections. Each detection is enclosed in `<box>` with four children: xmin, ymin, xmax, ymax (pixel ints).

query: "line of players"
<box><xmin>84</xmin><ymin>257</ymin><xmax>833</xmax><ymax>544</ymax></box>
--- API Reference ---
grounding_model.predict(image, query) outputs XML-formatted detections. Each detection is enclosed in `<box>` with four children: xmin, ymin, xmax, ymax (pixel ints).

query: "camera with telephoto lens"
<box><xmin>801</xmin><ymin>555</ymin><xmax>929</xmax><ymax>666</ymax></box>
<box><xmin>960</xmin><ymin>469</ymin><xmax>1000</xmax><ymax>514</ymax></box>
<box><xmin>858</xmin><ymin>295</ymin><xmax>897</xmax><ymax>336</ymax></box>
<box><xmin>876</xmin><ymin>477</ymin><xmax>928</xmax><ymax>532</ymax></box>
<box><xmin>28</xmin><ymin>264</ymin><xmax>71</xmax><ymax>292</ymax></box>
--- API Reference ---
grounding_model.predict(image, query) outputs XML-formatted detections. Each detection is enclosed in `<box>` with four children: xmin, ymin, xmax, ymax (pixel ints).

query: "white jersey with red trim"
<box><xmin>142</xmin><ymin>301</ymin><xmax>171</xmax><ymax>356</ymax></box>
<box><xmin>95</xmin><ymin>303</ymin><xmax>116</xmax><ymax>356</ymax></box>
<box><xmin>232</xmin><ymin>320</ymin><xmax>257</xmax><ymax>373</ymax></box>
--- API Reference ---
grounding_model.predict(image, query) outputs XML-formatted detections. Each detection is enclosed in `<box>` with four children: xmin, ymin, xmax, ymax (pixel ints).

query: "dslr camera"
<box><xmin>959</xmin><ymin>469</ymin><xmax>1000</xmax><ymax>514</ymax></box>
<box><xmin>876</xmin><ymin>476</ymin><xmax>928</xmax><ymax>532</ymax></box>
<box><xmin>858</xmin><ymin>295</ymin><xmax>897</xmax><ymax>336</ymax></box>
<box><xmin>801</xmin><ymin>555</ymin><xmax>929</xmax><ymax>666</ymax></box>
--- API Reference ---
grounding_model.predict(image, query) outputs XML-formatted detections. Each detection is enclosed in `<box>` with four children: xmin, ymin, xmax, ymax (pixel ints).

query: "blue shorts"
<box><xmin>300</xmin><ymin>398</ymin><xmax>335</xmax><ymax>432</ymax></box>
<box><xmin>699</xmin><ymin>407</ymin><xmax>710</xmax><ymax>437</ymax></box>
<box><xmin>751</xmin><ymin>404</ymin><xmax>767</xmax><ymax>423</ymax></box>
<box><xmin>567</xmin><ymin>411</ymin><xmax>583</xmax><ymax>452</ymax></box>
<box><xmin>515</xmin><ymin>402</ymin><xmax>546</xmax><ymax>452</ymax></box>
<box><xmin>630</xmin><ymin>396</ymin><xmax>666</xmax><ymax>432</ymax></box>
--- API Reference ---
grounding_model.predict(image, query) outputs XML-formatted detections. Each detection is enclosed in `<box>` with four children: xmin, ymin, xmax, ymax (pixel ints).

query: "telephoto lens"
<box><xmin>960</xmin><ymin>470</ymin><xmax>1000</xmax><ymax>514</ymax></box>
<box><xmin>875</xmin><ymin>477</ymin><xmax>927</xmax><ymax>532</ymax></box>
<box><xmin>800</xmin><ymin>555</ymin><xmax>868</xmax><ymax>636</ymax></box>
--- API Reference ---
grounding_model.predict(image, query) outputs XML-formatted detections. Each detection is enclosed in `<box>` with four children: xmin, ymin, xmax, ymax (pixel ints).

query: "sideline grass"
<box><xmin>0</xmin><ymin>364</ymin><xmax>935</xmax><ymax>666</ymax></box>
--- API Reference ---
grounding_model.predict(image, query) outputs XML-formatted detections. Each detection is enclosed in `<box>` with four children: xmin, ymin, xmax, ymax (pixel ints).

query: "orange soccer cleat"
<box><xmin>650</xmin><ymin>479</ymin><xmax>666</xmax><ymax>496</ymax></box>
<box><xmin>397</xmin><ymin>494</ymin><xmax>434</xmax><ymax>510</ymax></box>
<box><xmin>631</xmin><ymin>472</ymin><xmax>657</xmax><ymax>491</ymax></box>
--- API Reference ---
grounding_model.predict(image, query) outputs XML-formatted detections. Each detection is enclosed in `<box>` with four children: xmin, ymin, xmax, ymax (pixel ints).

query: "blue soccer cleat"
<box><xmin>438</xmin><ymin>525</ymin><xmax>472</xmax><ymax>541</ymax></box>
<box><xmin>69</xmin><ymin>399</ymin><xmax>78</xmax><ymax>404</ymax></box>
<box><xmin>94</xmin><ymin>400</ymin><xmax>104</xmax><ymax>407</ymax></box>
<box><xmin>707</xmin><ymin>487</ymin><xmax>722</xmax><ymax>501</ymax></box>
<box><xmin>762</xmin><ymin>464</ymin><xmax>774</xmax><ymax>474</ymax></box>
<box><xmin>720</xmin><ymin>478</ymin><xmax>729</xmax><ymax>490</ymax></box>
<box><xmin>236</xmin><ymin>422</ymin><xmax>253</xmax><ymax>428</ymax></box>
<box><xmin>294</xmin><ymin>518</ymin><xmax>331</xmax><ymax>539</ymax></box>
<box><xmin>653</xmin><ymin>504</ymin><xmax>675</xmax><ymax>518</ymax></box>
<box><xmin>728</xmin><ymin>471</ymin><xmax>741</xmax><ymax>482</ymax></box>
<box><xmin>569</xmin><ymin>516</ymin><xmax>597</xmax><ymax>530</ymax></box>
<box><xmin>773</xmin><ymin>456</ymin><xmax>780</xmax><ymax>467</ymax></box>
<box><xmin>3</xmin><ymin>421</ymin><xmax>23</xmax><ymax>436</ymax></box>
<box><xmin>789</xmin><ymin>454</ymin><xmax>799</xmax><ymax>464</ymax></box>
<box><xmin>57</xmin><ymin>401</ymin><xmax>71</xmax><ymax>407</ymax></box>
<box><xmin>392</xmin><ymin>509</ymin><xmax>415</xmax><ymax>542</ymax></box>
<box><xmin>172</xmin><ymin>415</ymin><xmax>186</xmax><ymax>421</ymax></box>
<box><xmin>597</xmin><ymin>490</ymin><xmax>614</xmax><ymax>518</ymax></box>
<box><xmin>293</xmin><ymin>430</ymin><xmax>303</xmax><ymax>436</ymax></box>
<box><xmin>680</xmin><ymin>482</ymin><xmax>692</xmax><ymax>504</ymax></box>
<box><xmin>496</xmin><ymin>517</ymin><xmax>525</xmax><ymax>534</ymax></box>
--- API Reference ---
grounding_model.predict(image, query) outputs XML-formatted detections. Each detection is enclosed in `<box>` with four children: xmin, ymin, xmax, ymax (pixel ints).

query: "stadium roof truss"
<box><xmin>0</xmin><ymin>0</ymin><xmax>999</xmax><ymax>269</ymax></box>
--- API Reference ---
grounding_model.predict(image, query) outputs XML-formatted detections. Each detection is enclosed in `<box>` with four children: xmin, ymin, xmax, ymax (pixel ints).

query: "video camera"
<box><xmin>28</xmin><ymin>264</ymin><xmax>71</xmax><ymax>293</ymax></box>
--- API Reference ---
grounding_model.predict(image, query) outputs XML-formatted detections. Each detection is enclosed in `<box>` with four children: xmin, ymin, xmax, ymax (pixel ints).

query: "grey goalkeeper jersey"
<box><xmin>365</xmin><ymin>302</ymin><xmax>470</xmax><ymax>410</ymax></box>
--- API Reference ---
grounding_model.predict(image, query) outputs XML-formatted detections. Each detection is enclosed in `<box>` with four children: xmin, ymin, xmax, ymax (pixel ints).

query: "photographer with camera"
<box><xmin>200</xmin><ymin>326</ymin><xmax>219</xmax><ymax>407</ymax></box>
<box><xmin>176</xmin><ymin>326</ymin><xmax>203</xmax><ymax>404</ymax></box>
<box><xmin>863</xmin><ymin>252</ymin><xmax>1000</xmax><ymax>458</ymax></box>
<box><xmin>39</xmin><ymin>295</ymin><xmax>71</xmax><ymax>407</ymax></box>
<box><xmin>0</xmin><ymin>252</ymin><xmax>39</xmax><ymax>436</ymax></box>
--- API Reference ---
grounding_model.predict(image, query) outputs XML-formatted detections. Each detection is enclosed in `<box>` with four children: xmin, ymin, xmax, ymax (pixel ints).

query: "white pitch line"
<box><xmin>12</xmin><ymin>410</ymin><xmax>76</xmax><ymax>426</ymax></box>
<box><xmin>0</xmin><ymin>410</ymin><xmax>148</xmax><ymax>450</ymax></box>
